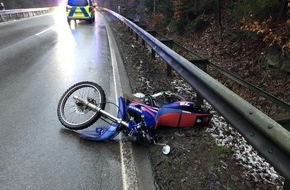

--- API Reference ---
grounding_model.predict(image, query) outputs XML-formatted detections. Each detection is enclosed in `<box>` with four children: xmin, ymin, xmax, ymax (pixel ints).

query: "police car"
<box><xmin>66</xmin><ymin>0</ymin><xmax>96</xmax><ymax>23</ymax></box>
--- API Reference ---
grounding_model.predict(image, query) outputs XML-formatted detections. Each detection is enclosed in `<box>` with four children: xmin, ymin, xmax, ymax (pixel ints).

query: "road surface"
<box><xmin>0</xmin><ymin>9</ymin><xmax>123</xmax><ymax>190</ymax></box>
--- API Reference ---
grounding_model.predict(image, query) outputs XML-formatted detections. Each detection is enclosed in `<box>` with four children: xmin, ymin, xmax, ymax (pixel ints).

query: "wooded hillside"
<box><xmin>100</xmin><ymin>0</ymin><xmax>289</xmax><ymax>62</ymax></box>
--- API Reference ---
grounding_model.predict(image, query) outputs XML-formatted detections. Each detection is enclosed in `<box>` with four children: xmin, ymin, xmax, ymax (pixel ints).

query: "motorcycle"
<box><xmin>57</xmin><ymin>81</ymin><xmax>212</xmax><ymax>154</ymax></box>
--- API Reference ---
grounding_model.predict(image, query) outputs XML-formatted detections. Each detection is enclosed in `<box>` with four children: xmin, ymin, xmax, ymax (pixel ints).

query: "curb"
<box><xmin>102</xmin><ymin>12</ymin><xmax>156</xmax><ymax>190</ymax></box>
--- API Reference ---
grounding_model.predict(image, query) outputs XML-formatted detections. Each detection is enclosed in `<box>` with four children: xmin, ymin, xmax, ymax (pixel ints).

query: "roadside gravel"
<box><xmin>106</xmin><ymin>15</ymin><xmax>285</xmax><ymax>190</ymax></box>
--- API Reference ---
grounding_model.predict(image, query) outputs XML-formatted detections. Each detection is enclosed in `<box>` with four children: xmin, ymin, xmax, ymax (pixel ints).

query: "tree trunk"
<box><xmin>276</xmin><ymin>0</ymin><xmax>288</xmax><ymax>21</ymax></box>
<box><xmin>216</xmin><ymin>0</ymin><xmax>223</xmax><ymax>41</ymax></box>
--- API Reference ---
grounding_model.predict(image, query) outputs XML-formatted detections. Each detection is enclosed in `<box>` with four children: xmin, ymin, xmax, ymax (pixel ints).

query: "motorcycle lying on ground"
<box><xmin>57</xmin><ymin>81</ymin><xmax>212</xmax><ymax>154</ymax></box>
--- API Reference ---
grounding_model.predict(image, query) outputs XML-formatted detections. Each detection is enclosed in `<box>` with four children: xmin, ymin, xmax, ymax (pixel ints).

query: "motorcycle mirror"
<box><xmin>162</xmin><ymin>145</ymin><xmax>171</xmax><ymax>155</ymax></box>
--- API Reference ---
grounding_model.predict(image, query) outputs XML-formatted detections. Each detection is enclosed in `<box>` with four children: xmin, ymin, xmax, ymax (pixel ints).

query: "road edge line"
<box><xmin>102</xmin><ymin>13</ymin><xmax>139</xmax><ymax>190</ymax></box>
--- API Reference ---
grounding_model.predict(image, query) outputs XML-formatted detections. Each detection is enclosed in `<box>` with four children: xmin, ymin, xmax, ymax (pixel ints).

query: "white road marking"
<box><xmin>35</xmin><ymin>26</ymin><xmax>53</xmax><ymax>36</ymax></box>
<box><xmin>102</xmin><ymin>13</ymin><xmax>139</xmax><ymax>190</ymax></box>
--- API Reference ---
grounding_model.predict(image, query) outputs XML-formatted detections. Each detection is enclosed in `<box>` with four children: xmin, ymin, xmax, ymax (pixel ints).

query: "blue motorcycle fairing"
<box><xmin>79</xmin><ymin>125</ymin><xmax>119</xmax><ymax>141</ymax></box>
<box><xmin>140</xmin><ymin>106</ymin><xmax>156</xmax><ymax>128</ymax></box>
<box><xmin>79</xmin><ymin>97</ymin><xmax>126</xmax><ymax>141</ymax></box>
<box><xmin>127</xmin><ymin>102</ymin><xmax>157</xmax><ymax>128</ymax></box>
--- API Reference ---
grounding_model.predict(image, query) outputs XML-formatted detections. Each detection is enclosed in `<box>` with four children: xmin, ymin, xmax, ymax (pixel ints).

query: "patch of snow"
<box><xmin>205</xmin><ymin>101</ymin><xmax>283</xmax><ymax>188</ymax></box>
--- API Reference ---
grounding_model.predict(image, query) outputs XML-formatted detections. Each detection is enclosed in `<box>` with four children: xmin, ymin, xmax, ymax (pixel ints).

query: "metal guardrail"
<box><xmin>172</xmin><ymin>42</ymin><xmax>290</xmax><ymax>114</ymax></box>
<box><xmin>101</xmin><ymin>8</ymin><xmax>290</xmax><ymax>186</ymax></box>
<box><xmin>0</xmin><ymin>8</ymin><xmax>50</xmax><ymax>22</ymax></box>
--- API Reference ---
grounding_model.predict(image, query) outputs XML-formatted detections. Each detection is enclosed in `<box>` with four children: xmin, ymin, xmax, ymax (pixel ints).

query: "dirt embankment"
<box><xmin>107</xmin><ymin>16</ymin><xmax>285</xmax><ymax>190</ymax></box>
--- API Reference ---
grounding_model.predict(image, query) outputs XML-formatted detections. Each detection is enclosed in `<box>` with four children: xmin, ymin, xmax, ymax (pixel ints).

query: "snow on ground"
<box><xmin>172</xmin><ymin>78</ymin><xmax>284</xmax><ymax>188</ymax></box>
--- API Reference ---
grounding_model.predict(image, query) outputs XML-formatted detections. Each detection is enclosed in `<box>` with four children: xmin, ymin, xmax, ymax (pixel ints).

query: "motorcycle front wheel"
<box><xmin>57</xmin><ymin>81</ymin><xmax>106</xmax><ymax>130</ymax></box>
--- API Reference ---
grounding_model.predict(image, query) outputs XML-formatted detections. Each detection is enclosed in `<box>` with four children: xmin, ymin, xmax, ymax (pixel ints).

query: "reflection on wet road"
<box><xmin>0</xmin><ymin>9</ymin><xmax>122</xmax><ymax>190</ymax></box>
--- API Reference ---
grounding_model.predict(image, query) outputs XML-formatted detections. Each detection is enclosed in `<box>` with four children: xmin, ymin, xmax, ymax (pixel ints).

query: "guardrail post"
<box><xmin>273</xmin><ymin>113</ymin><xmax>290</xmax><ymax>131</ymax></box>
<box><xmin>0</xmin><ymin>14</ymin><xmax>4</xmax><ymax>22</ymax></box>
<box><xmin>139</xmin><ymin>25</ymin><xmax>147</xmax><ymax>46</ymax></box>
<box><xmin>128</xmin><ymin>27</ymin><xmax>133</xmax><ymax>35</ymax></box>
<box><xmin>147</xmin><ymin>30</ymin><xmax>157</xmax><ymax>58</ymax></box>
<box><xmin>161</xmin><ymin>39</ymin><xmax>174</xmax><ymax>76</ymax></box>
<box><xmin>127</xmin><ymin>18</ymin><xmax>134</xmax><ymax>35</ymax></box>
<box><xmin>190</xmin><ymin>59</ymin><xmax>209</xmax><ymax>106</ymax></box>
<box><xmin>135</xmin><ymin>32</ymin><xmax>139</xmax><ymax>41</ymax></box>
<box><xmin>133</xmin><ymin>21</ymin><xmax>139</xmax><ymax>41</ymax></box>
<box><xmin>191</xmin><ymin>59</ymin><xmax>208</xmax><ymax>72</ymax></box>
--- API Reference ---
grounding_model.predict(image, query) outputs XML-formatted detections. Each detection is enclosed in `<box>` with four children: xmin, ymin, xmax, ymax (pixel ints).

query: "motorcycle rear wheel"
<box><xmin>57</xmin><ymin>81</ymin><xmax>106</xmax><ymax>130</ymax></box>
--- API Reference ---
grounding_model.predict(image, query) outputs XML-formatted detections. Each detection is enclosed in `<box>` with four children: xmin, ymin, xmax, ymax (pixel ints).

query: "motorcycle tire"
<box><xmin>57</xmin><ymin>81</ymin><xmax>106</xmax><ymax>130</ymax></box>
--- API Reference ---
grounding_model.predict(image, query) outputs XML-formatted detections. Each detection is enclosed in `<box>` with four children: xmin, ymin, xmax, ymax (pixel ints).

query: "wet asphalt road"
<box><xmin>0</xmin><ymin>10</ymin><xmax>122</xmax><ymax>189</ymax></box>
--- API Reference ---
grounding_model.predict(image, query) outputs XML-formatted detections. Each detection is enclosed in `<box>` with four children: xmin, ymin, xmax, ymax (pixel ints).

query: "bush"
<box><xmin>167</xmin><ymin>19</ymin><xmax>185</xmax><ymax>34</ymax></box>
<box><xmin>187</xmin><ymin>17</ymin><xmax>210</xmax><ymax>32</ymax></box>
<box><xmin>227</xmin><ymin>0</ymin><xmax>285</xmax><ymax>22</ymax></box>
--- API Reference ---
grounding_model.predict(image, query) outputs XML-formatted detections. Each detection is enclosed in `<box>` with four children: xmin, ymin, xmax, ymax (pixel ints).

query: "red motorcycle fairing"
<box><xmin>154</xmin><ymin>101</ymin><xmax>211</xmax><ymax>128</ymax></box>
<box><xmin>155</xmin><ymin>107</ymin><xmax>211</xmax><ymax>128</ymax></box>
<box><xmin>128</xmin><ymin>100</ymin><xmax>211</xmax><ymax>129</ymax></box>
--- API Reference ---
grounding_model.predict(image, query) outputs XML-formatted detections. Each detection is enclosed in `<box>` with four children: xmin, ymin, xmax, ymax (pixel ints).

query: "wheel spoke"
<box><xmin>57</xmin><ymin>82</ymin><xmax>106</xmax><ymax>130</ymax></box>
